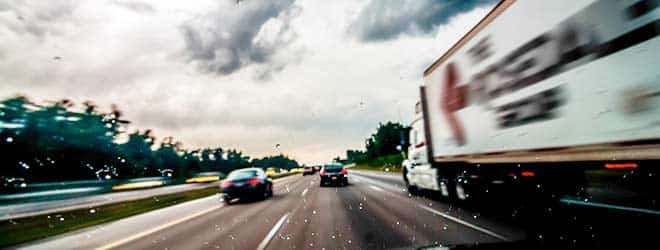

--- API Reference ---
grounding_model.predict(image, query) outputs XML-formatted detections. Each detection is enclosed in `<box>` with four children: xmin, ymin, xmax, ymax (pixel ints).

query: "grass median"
<box><xmin>350</xmin><ymin>163</ymin><xmax>403</xmax><ymax>173</ymax></box>
<box><xmin>0</xmin><ymin>186</ymin><xmax>219</xmax><ymax>247</ymax></box>
<box><xmin>0</xmin><ymin>172</ymin><xmax>300</xmax><ymax>247</ymax></box>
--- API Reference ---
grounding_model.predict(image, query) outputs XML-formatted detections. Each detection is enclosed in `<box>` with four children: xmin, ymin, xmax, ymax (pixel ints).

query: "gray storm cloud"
<box><xmin>349</xmin><ymin>0</ymin><xmax>494</xmax><ymax>42</ymax></box>
<box><xmin>0</xmin><ymin>1</ymin><xmax>76</xmax><ymax>38</ymax></box>
<box><xmin>180</xmin><ymin>0</ymin><xmax>300</xmax><ymax>78</ymax></box>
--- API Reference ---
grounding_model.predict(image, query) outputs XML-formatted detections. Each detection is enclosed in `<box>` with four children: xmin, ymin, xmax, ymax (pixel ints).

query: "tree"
<box><xmin>346</xmin><ymin>150</ymin><xmax>366</xmax><ymax>163</ymax></box>
<box><xmin>364</xmin><ymin>122</ymin><xmax>410</xmax><ymax>159</ymax></box>
<box><xmin>251</xmin><ymin>155</ymin><xmax>298</xmax><ymax>170</ymax></box>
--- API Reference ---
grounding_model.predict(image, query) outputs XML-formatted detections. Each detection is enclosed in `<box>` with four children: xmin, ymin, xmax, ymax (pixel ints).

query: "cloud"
<box><xmin>349</xmin><ymin>0</ymin><xmax>494</xmax><ymax>42</ymax></box>
<box><xmin>179</xmin><ymin>0</ymin><xmax>301</xmax><ymax>78</ymax></box>
<box><xmin>0</xmin><ymin>1</ymin><xmax>77</xmax><ymax>38</ymax></box>
<box><xmin>111</xmin><ymin>0</ymin><xmax>155</xmax><ymax>13</ymax></box>
<box><xmin>0</xmin><ymin>0</ymin><xmax>492</xmax><ymax>164</ymax></box>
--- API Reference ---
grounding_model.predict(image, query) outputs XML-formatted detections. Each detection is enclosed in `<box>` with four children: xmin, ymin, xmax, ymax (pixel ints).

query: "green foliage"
<box><xmin>251</xmin><ymin>154</ymin><xmax>299</xmax><ymax>170</ymax></box>
<box><xmin>0</xmin><ymin>95</ymin><xmax>254</xmax><ymax>185</ymax></box>
<box><xmin>346</xmin><ymin>149</ymin><xmax>367</xmax><ymax>162</ymax></box>
<box><xmin>365</xmin><ymin>121</ymin><xmax>411</xmax><ymax>159</ymax></box>
<box><xmin>364</xmin><ymin>154</ymin><xmax>404</xmax><ymax>167</ymax></box>
<box><xmin>341</xmin><ymin>121</ymin><xmax>409</xmax><ymax>166</ymax></box>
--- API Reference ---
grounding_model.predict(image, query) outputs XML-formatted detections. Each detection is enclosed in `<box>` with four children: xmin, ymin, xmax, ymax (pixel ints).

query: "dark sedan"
<box><xmin>319</xmin><ymin>163</ymin><xmax>348</xmax><ymax>186</ymax></box>
<box><xmin>220</xmin><ymin>168</ymin><xmax>273</xmax><ymax>204</ymax></box>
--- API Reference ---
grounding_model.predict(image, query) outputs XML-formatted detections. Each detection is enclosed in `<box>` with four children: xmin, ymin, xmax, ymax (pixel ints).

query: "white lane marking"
<box><xmin>257</xmin><ymin>213</ymin><xmax>290</xmax><ymax>250</ymax></box>
<box><xmin>351</xmin><ymin>175</ymin><xmax>402</xmax><ymax>193</ymax></box>
<box><xmin>301</xmin><ymin>188</ymin><xmax>309</xmax><ymax>197</ymax></box>
<box><xmin>369</xmin><ymin>185</ymin><xmax>384</xmax><ymax>192</ymax></box>
<box><xmin>96</xmin><ymin>203</ymin><xmax>222</xmax><ymax>250</ymax></box>
<box><xmin>420</xmin><ymin>205</ymin><xmax>509</xmax><ymax>241</ymax></box>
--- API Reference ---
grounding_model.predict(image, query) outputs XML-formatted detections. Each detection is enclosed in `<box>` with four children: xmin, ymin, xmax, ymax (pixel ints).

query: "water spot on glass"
<box><xmin>89</xmin><ymin>209</ymin><xmax>96</xmax><ymax>214</ymax></box>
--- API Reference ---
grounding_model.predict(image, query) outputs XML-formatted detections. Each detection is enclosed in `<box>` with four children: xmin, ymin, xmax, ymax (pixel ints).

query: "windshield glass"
<box><xmin>323</xmin><ymin>164</ymin><xmax>343</xmax><ymax>170</ymax></box>
<box><xmin>227</xmin><ymin>170</ymin><xmax>258</xmax><ymax>180</ymax></box>
<box><xmin>1</xmin><ymin>1</ymin><xmax>658</xmax><ymax>249</ymax></box>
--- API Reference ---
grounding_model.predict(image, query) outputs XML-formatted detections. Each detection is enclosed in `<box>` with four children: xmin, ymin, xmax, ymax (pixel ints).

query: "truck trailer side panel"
<box><xmin>422</xmin><ymin>0</ymin><xmax>660</xmax><ymax>162</ymax></box>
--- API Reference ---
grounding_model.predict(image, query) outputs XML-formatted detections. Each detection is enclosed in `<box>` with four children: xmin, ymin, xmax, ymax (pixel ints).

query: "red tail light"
<box><xmin>521</xmin><ymin>171</ymin><xmax>535</xmax><ymax>177</ymax></box>
<box><xmin>341</xmin><ymin>168</ymin><xmax>347</xmax><ymax>175</ymax></box>
<box><xmin>247</xmin><ymin>178</ymin><xmax>260</xmax><ymax>186</ymax></box>
<box><xmin>605</xmin><ymin>163</ymin><xmax>637</xmax><ymax>169</ymax></box>
<box><xmin>221</xmin><ymin>181</ymin><xmax>233</xmax><ymax>188</ymax></box>
<box><xmin>320</xmin><ymin>169</ymin><xmax>326</xmax><ymax>176</ymax></box>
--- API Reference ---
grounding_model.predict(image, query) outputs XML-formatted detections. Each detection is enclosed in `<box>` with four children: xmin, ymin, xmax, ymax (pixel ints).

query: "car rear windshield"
<box><xmin>227</xmin><ymin>170</ymin><xmax>257</xmax><ymax>180</ymax></box>
<box><xmin>323</xmin><ymin>164</ymin><xmax>343</xmax><ymax>170</ymax></box>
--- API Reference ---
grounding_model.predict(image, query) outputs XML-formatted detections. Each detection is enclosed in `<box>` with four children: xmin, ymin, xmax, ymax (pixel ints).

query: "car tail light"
<box><xmin>605</xmin><ymin>163</ymin><xmax>637</xmax><ymax>169</ymax></box>
<box><xmin>221</xmin><ymin>181</ymin><xmax>233</xmax><ymax>188</ymax></box>
<box><xmin>341</xmin><ymin>168</ymin><xmax>347</xmax><ymax>175</ymax></box>
<box><xmin>320</xmin><ymin>169</ymin><xmax>326</xmax><ymax>176</ymax></box>
<box><xmin>247</xmin><ymin>178</ymin><xmax>260</xmax><ymax>186</ymax></box>
<box><xmin>521</xmin><ymin>171</ymin><xmax>535</xmax><ymax>177</ymax></box>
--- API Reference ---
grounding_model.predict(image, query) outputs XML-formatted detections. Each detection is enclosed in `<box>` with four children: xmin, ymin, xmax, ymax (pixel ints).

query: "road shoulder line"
<box><xmin>420</xmin><ymin>205</ymin><xmax>509</xmax><ymax>241</ymax></box>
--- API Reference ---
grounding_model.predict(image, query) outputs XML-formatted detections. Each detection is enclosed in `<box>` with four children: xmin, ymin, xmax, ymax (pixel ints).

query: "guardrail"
<box><xmin>0</xmin><ymin>176</ymin><xmax>183</xmax><ymax>204</ymax></box>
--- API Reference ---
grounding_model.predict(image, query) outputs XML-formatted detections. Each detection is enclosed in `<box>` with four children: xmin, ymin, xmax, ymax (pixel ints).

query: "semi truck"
<box><xmin>404</xmin><ymin>0</ymin><xmax>660</xmax><ymax>206</ymax></box>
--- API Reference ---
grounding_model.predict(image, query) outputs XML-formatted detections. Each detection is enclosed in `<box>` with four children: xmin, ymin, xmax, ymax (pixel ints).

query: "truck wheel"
<box><xmin>405</xmin><ymin>181</ymin><xmax>419</xmax><ymax>195</ymax></box>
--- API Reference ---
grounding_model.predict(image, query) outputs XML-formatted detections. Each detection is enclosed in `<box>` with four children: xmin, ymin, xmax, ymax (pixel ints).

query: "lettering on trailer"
<box><xmin>439</xmin><ymin>0</ymin><xmax>659</xmax><ymax>146</ymax></box>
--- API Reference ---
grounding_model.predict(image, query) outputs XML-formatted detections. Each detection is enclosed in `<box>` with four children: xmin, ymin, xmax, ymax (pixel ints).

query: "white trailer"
<box><xmin>404</xmin><ymin>0</ymin><xmax>660</xmax><ymax>203</ymax></box>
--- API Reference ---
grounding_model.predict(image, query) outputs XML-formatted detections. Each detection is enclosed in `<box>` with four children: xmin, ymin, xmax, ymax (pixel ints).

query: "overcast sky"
<box><xmin>0</xmin><ymin>0</ymin><xmax>494</xmax><ymax>164</ymax></box>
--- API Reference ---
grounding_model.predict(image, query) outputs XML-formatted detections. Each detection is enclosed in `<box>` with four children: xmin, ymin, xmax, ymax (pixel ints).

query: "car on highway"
<box><xmin>302</xmin><ymin>166</ymin><xmax>315</xmax><ymax>175</ymax></box>
<box><xmin>220</xmin><ymin>168</ymin><xmax>273</xmax><ymax>204</ymax></box>
<box><xmin>319</xmin><ymin>163</ymin><xmax>348</xmax><ymax>186</ymax></box>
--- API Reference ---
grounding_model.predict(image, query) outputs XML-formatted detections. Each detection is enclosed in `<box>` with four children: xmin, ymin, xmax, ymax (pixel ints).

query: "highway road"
<box><xmin>1</xmin><ymin>182</ymin><xmax>218</xmax><ymax>221</ymax></box>
<box><xmin>20</xmin><ymin>171</ymin><xmax>526</xmax><ymax>249</ymax></box>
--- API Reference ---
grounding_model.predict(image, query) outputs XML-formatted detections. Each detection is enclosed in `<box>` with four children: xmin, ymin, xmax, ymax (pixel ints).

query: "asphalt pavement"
<box><xmin>1</xmin><ymin>182</ymin><xmax>218</xmax><ymax>221</ymax></box>
<box><xmin>20</xmin><ymin>171</ymin><xmax>526</xmax><ymax>249</ymax></box>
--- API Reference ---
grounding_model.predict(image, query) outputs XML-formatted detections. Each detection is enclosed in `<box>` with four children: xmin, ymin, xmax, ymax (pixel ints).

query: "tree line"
<box><xmin>342</xmin><ymin>121</ymin><xmax>411</xmax><ymax>164</ymax></box>
<box><xmin>0</xmin><ymin>95</ymin><xmax>298</xmax><ymax>184</ymax></box>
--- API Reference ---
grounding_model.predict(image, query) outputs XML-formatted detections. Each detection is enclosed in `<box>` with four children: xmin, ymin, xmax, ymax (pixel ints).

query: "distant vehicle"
<box><xmin>221</xmin><ymin>168</ymin><xmax>273</xmax><ymax>204</ymax></box>
<box><xmin>302</xmin><ymin>166</ymin><xmax>315</xmax><ymax>175</ymax></box>
<box><xmin>1</xmin><ymin>177</ymin><xmax>27</xmax><ymax>191</ymax></box>
<box><xmin>405</xmin><ymin>0</ymin><xmax>660</xmax><ymax>204</ymax></box>
<box><xmin>265</xmin><ymin>167</ymin><xmax>278</xmax><ymax>177</ymax></box>
<box><xmin>186</xmin><ymin>171</ymin><xmax>221</xmax><ymax>183</ymax></box>
<box><xmin>313</xmin><ymin>165</ymin><xmax>321</xmax><ymax>172</ymax></box>
<box><xmin>319</xmin><ymin>163</ymin><xmax>348</xmax><ymax>186</ymax></box>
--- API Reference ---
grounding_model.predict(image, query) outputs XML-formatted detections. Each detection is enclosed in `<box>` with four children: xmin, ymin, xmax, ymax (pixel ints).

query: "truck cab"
<box><xmin>403</xmin><ymin>102</ymin><xmax>441</xmax><ymax>193</ymax></box>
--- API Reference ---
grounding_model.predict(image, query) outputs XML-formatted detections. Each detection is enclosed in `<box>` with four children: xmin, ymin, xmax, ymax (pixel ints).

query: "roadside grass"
<box><xmin>350</xmin><ymin>163</ymin><xmax>403</xmax><ymax>173</ymax></box>
<box><xmin>0</xmin><ymin>172</ymin><xmax>300</xmax><ymax>247</ymax></box>
<box><xmin>269</xmin><ymin>171</ymin><xmax>301</xmax><ymax>179</ymax></box>
<box><xmin>347</xmin><ymin>154</ymin><xmax>404</xmax><ymax>173</ymax></box>
<box><xmin>0</xmin><ymin>186</ymin><xmax>219</xmax><ymax>247</ymax></box>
